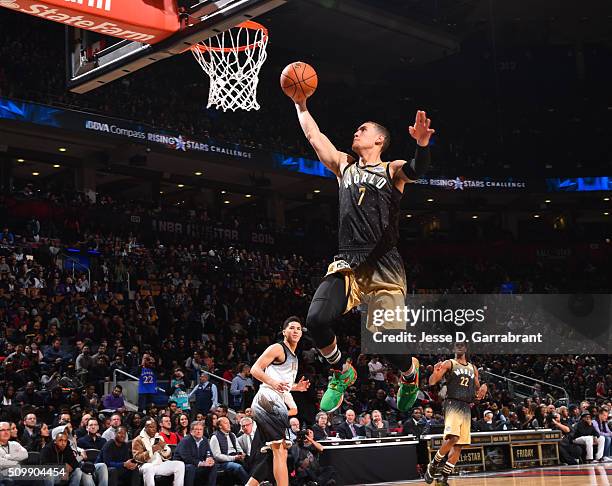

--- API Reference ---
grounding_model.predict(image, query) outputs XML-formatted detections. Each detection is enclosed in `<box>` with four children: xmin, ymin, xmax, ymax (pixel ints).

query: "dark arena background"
<box><xmin>0</xmin><ymin>0</ymin><xmax>611</xmax><ymax>485</ymax></box>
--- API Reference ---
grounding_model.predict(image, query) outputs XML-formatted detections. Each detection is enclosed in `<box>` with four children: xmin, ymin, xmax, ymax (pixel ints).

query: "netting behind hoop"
<box><xmin>191</xmin><ymin>21</ymin><xmax>268</xmax><ymax>112</ymax></box>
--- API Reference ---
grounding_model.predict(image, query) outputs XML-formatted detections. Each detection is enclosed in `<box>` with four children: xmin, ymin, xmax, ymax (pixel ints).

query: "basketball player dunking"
<box><xmin>425</xmin><ymin>343</ymin><xmax>487</xmax><ymax>485</ymax></box>
<box><xmin>293</xmin><ymin>96</ymin><xmax>434</xmax><ymax>412</ymax></box>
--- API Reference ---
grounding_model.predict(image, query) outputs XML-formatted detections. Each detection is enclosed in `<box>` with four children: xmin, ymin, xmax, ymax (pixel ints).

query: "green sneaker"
<box><xmin>397</xmin><ymin>357</ymin><xmax>420</xmax><ymax>412</ymax></box>
<box><xmin>320</xmin><ymin>362</ymin><xmax>357</xmax><ymax>412</ymax></box>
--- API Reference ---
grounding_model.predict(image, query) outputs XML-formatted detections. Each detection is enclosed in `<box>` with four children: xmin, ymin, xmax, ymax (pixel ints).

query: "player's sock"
<box><xmin>401</xmin><ymin>363</ymin><xmax>416</xmax><ymax>382</ymax></box>
<box><xmin>442</xmin><ymin>462</ymin><xmax>455</xmax><ymax>476</ymax></box>
<box><xmin>321</xmin><ymin>344</ymin><xmax>342</xmax><ymax>366</ymax></box>
<box><xmin>433</xmin><ymin>451</ymin><xmax>445</xmax><ymax>466</ymax></box>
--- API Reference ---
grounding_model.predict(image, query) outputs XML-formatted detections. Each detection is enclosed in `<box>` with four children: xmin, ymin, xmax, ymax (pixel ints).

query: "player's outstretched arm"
<box><xmin>429</xmin><ymin>360</ymin><xmax>451</xmax><ymax>386</ymax></box>
<box><xmin>390</xmin><ymin>110</ymin><xmax>434</xmax><ymax>187</ymax></box>
<box><xmin>295</xmin><ymin>100</ymin><xmax>349</xmax><ymax>178</ymax></box>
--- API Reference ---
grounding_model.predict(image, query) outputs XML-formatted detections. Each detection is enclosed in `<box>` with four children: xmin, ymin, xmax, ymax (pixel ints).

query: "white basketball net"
<box><xmin>191</xmin><ymin>21</ymin><xmax>268</xmax><ymax>112</ymax></box>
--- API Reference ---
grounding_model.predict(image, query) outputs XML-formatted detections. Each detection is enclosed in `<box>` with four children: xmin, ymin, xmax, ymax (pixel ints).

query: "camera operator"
<box><xmin>289</xmin><ymin>429</ymin><xmax>337</xmax><ymax>486</ymax></box>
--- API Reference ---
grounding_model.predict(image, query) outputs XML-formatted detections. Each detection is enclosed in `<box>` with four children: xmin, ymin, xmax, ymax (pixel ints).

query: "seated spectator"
<box><xmin>573</xmin><ymin>411</ymin><xmax>605</xmax><ymax>462</ymax></box>
<box><xmin>96</xmin><ymin>427</ymin><xmax>139</xmax><ymax>486</ymax></box>
<box><xmin>20</xmin><ymin>413</ymin><xmax>37</xmax><ymax>450</ymax></box>
<box><xmin>40</xmin><ymin>431</ymin><xmax>86</xmax><ymax>486</ymax></box>
<box><xmin>77</xmin><ymin>418</ymin><xmax>107</xmax><ymax>450</ymax></box>
<box><xmin>592</xmin><ymin>407</ymin><xmax>612</xmax><ymax>460</ymax></box>
<box><xmin>209</xmin><ymin>417</ymin><xmax>248</xmax><ymax>484</ymax></box>
<box><xmin>44</xmin><ymin>338</ymin><xmax>64</xmax><ymax>364</ymax></box>
<box><xmin>158</xmin><ymin>416</ymin><xmax>179</xmax><ymax>445</ymax></box>
<box><xmin>402</xmin><ymin>408</ymin><xmax>426</xmax><ymax>438</ymax></box>
<box><xmin>0</xmin><ymin>421</ymin><xmax>28</xmax><ymax>475</ymax></box>
<box><xmin>336</xmin><ymin>409</ymin><xmax>365</xmax><ymax>439</ymax></box>
<box><xmin>173</xmin><ymin>414</ymin><xmax>189</xmax><ymax>441</ymax></box>
<box><xmin>476</xmin><ymin>410</ymin><xmax>497</xmax><ymax>432</ymax></box>
<box><xmin>16</xmin><ymin>381</ymin><xmax>44</xmax><ymax>408</ymax></box>
<box><xmin>288</xmin><ymin>429</ymin><xmax>337</xmax><ymax>486</ymax></box>
<box><xmin>132</xmin><ymin>418</ymin><xmax>184</xmax><ymax>486</ymax></box>
<box><xmin>174</xmin><ymin>420</ymin><xmax>217</xmax><ymax>486</ymax></box>
<box><xmin>101</xmin><ymin>386</ymin><xmax>125</xmax><ymax>413</ymax></box>
<box><xmin>28</xmin><ymin>423</ymin><xmax>52</xmax><ymax>452</ymax></box>
<box><xmin>365</xmin><ymin>410</ymin><xmax>389</xmax><ymax>438</ymax></box>
<box><xmin>127</xmin><ymin>414</ymin><xmax>143</xmax><ymax>439</ymax></box>
<box><xmin>75</xmin><ymin>414</ymin><xmax>93</xmax><ymax>439</ymax></box>
<box><xmin>288</xmin><ymin>417</ymin><xmax>300</xmax><ymax>442</ymax></box>
<box><xmin>237</xmin><ymin>417</ymin><xmax>255</xmax><ymax>457</ymax></box>
<box><xmin>312</xmin><ymin>412</ymin><xmax>333</xmax><ymax>441</ymax></box>
<box><xmin>102</xmin><ymin>414</ymin><xmax>126</xmax><ymax>442</ymax></box>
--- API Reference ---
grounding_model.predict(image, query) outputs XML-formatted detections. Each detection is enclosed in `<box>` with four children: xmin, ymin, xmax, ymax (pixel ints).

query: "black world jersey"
<box><xmin>338</xmin><ymin>162</ymin><xmax>402</xmax><ymax>251</ymax></box>
<box><xmin>445</xmin><ymin>359</ymin><xmax>476</xmax><ymax>402</ymax></box>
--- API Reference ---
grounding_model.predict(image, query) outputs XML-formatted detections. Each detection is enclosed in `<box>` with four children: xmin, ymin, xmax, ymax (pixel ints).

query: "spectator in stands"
<box><xmin>44</xmin><ymin>338</ymin><xmax>64</xmax><ymax>364</ymax></box>
<box><xmin>573</xmin><ymin>411</ymin><xmax>605</xmax><ymax>463</ymax></box>
<box><xmin>229</xmin><ymin>364</ymin><xmax>253</xmax><ymax>410</ymax></box>
<box><xmin>138</xmin><ymin>355</ymin><xmax>158</xmax><ymax>413</ymax></box>
<box><xmin>101</xmin><ymin>385</ymin><xmax>125</xmax><ymax>412</ymax></box>
<box><xmin>336</xmin><ymin>409</ymin><xmax>365</xmax><ymax>439</ymax></box>
<box><xmin>203</xmin><ymin>414</ymin><xmax>217</xmax><ymax>439</ymax></box>
<box><xmin>40</xmin><ymin>431</ymin><xmax>85</xmax><ymax>486</ymax></box>
<box><xmin>288</xmin><ymin>428</ymin><xmax>337</xmax><ymax>486</ymax></box>
<box><xmin>593</xmin><ymin>407</ymin><xmax>612</xmax><ymax>460</ymax></box>
<box><xmin>77</xmin><ymin>418</ymin><xmax>107</xmax><ymax>450</ymax></box>
<box><xmin>189</xmin><ymin>372</ymin><xmax>218</xmax><ymax>418</ymax></box>
<box><xmin>101</xmin><ymin>414</ymin><xmax>125</xmax><ymax>442</ymax></box>
<box><xmin>75</xmin><ymin>414</ymin><xmax>92</xmax><ymax>439</ymax></box>
<box><xmin>173</xmin><ymin>414</ymin><xmax>190</xmax><ymax>441</ymax></box>
<box><xmin>402</xmin><ymin>408</ymin><xmax>425</xmax><ymax>438</ymax></box>
<box><xmin>76</xmin><ymin>346</ymin><xmax>94</xmax><ymax>373</ymax></box>
<box><xmin>209</xmin><ymin>417</ymin><xmax>248</xmax><ymax>484</ymax></box>
<box><xmin>237</xmin><ymin>417</ymin><xmax>255</xmax><ymax>458</ymax></box>
<box><xmin>96</xmin><ymin>427</ymin><xmax>139</xmax><ymax>486</ymax></box>
<box><xmin>368</xmin><ymin>390</ymin><xmax>391</xmax><ymax>418</ymax></box>
<box><xmin>476</xmin><ymin>410</ymin><xmax>497</xmax><ymax>432</ymax></box>
<box><xmin>8</xmin><ymin>423</ymin><xmax>19</xmax><ymax>442</ymax></box>
<box><xmin>27</xmin><ymin>423</ymin><xmax>52</xmax><ymax>452</ymax></box>
<box><xmin>174</xmin><ymin>420</ymin><xmax>217</xmax><ymax>486</ymax></box>
<box><xmin>20</xmin><ymin>413</ymin><xmax>37</xmax><ymax>449</ymax></box>
<box><xmin>312</xmin><ymin>412</ymin><xmax>332</xmax><ymax>441</ymax></box>
<box><xmin>366</xmin><ymin>410</ymin><xmax>389</xmax><ymax>438</ymax></box>
<box><xmin>288</xmin><ymin>417</ymin><xmax>300</xmax><ymax>442</ymax></box>
<box><xmin>127</xmin><ymin>414</ymin><xmax>142</xmax><ymax>438</ymax></box>
<box><xmin>132</xmin><ymin>418</ymin><xmax>185</xmax><ymax>486</ymax></box>
<box><xmin>368</xmin><ymin>356</ymin><xmax>386</xmax><ymax>390</ymax></box>
<box><xmin>0</xmin><ymin>421</ymin><xmax>28</xmax><ymax>476</ymax></box>
<box><xmin>159</xmin><ymin>416</ymin><xmax>179</xmax><ymax>445</ymax></box>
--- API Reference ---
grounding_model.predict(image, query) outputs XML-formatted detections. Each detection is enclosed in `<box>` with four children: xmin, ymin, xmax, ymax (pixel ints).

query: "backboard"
<box><xmin>65</xmin><ymin>0</ymin><xmax>285</xmax><ymax>94</ymax></box>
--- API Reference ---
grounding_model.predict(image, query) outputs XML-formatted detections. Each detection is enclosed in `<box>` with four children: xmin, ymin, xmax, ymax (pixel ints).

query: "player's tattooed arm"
<box><xmin>295</xmin><ymin>100</ymin><xmax>351</xmax><ymax>178</ymax></box>
<box><xmin>429</xmin><ymin>360</ymin><xmax>452</xmax><ymax>386</ymax></box>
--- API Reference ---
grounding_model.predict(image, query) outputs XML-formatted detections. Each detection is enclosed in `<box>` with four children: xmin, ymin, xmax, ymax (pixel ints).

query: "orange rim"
<box><xmin>191</xmin><ymin>20</ymin><xmax>268</xmax><ymax>53</ymax></box>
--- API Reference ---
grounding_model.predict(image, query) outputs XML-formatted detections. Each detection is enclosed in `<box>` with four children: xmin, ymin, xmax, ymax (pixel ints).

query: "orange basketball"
<box><xmin>280</xmin><ymin>61</ymin><xmax>318</xmax><ymax>101</ymax></box>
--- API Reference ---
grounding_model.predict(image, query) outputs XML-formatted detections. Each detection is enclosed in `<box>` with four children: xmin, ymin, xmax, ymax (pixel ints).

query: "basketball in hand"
<box><xmin>280</xmin><ymin>62</ymin><xmax>318</xmax><ymax>101</ymax></box>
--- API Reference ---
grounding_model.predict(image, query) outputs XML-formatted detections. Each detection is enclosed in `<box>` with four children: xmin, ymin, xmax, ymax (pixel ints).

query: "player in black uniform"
<box><xmin>294</xmin><ymin>96</ymin><xmax>434</xmax><ymax>412</ymax></box>
<box><xmin>425</xmin><ymin>343</ymin><xmax>487</xmax><ymax>485</ymax></box>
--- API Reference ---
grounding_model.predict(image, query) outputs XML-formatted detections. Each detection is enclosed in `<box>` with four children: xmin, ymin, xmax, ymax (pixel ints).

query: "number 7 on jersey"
<box><xmin>357</xmin><ymin>187</ymin><xmax>366</xmax><ymax>206</ymax></box>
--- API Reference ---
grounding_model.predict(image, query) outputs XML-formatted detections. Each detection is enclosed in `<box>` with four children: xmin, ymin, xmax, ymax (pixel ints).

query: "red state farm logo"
<box><xmin>64</xmin><ymin>0</ymin><xmax>111</xmax><ymax>12</ymax></box>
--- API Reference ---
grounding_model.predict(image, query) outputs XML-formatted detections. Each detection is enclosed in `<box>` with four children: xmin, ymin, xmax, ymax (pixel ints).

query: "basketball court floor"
<box><xmin>362</xmin><ymin>464</ymin><xmax>612</xmax><ymax>486</ymax></box>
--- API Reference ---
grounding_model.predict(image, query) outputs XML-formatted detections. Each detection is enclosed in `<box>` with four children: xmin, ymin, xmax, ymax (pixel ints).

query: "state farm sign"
<box><xmin>0</xmin><ymin>0</ymin><xmax>179</xmax><ymax>44</ymax></box>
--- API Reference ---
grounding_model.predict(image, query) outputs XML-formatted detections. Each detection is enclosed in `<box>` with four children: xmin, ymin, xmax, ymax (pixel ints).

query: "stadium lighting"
<box><xmin>533</xmin><ymin>214</ymin><xmax>540</xmax><ymax>218</ymax></box>
<box><xmin>245</xmin><ymin>194</ymin><xmax>252</xmax><ymax>198</ymax></box>
<box><xmin>604</xmin><ymin>197</ymin><xmax>610</xmax><ymax>202</ymax></box>
<box><xmin>221</xmin><ymin>190</ymin><xmax>227</xmax><ymax>194</ymax></box>
<box><xmin>472</xmin><ymin>215</ymin><xmax>478</xmax><ymax>219</ymax></box>
<box><xmin>427</xmin><ymin>198</ymin><xmax>434</xmax><ymax>202</ymax></box>
<box><xmin>17</xmin><ymin>158</ymin><xmax>25</xmax><ymax>163</ymax></box>
<box><xmin>545</xmin><ymin>199</ymin><xmax>551</xmax><ymax>203</ymax></box>
<box><xmin>58</xmin><ymin>147</ymin><xmax>67</xmax><ymax>152</ymax></box>
<box><xmin>194</xmin><ymin>171</ymin><xmax>203</xmax><ymax>176</ymax></box>
<box><xmin>224</xmin><ymin>200</ymin><xmax>230</xmax><ymax>204</ymax></box>
<box><xmin>605</xmin><ymin>212</ymin><xmax>610</xmax><ymax>216</ymax></box>
<box><xmin>159</xmin><ymin>191</ymin><xmax>164</xmax><ymax>195</ymax></box>
<box><xmin>53</xmin><ymin>164</ymin><xmax>61</xmax><ymax>168</ymax></box>
<box><xmin>314</xmin><ymin>189</ymin><xmax>321</xmax><ymax>193</ymax></box>
<box><xmin>177</xmin><ymin>184</ymin><xmax>184</xmax><ymax>188</ymax></box>
<box><xmin>32</xmin><ymin>172</ymin><xmax>40</xmax><ymax>176</ymax></box>
<box><xmin>406</xmin><ymin>214</ymin><xmax>412</xmax><ymax>218</ymax></box>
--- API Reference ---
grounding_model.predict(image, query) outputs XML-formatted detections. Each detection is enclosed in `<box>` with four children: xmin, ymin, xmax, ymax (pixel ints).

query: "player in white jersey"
<box><xmin>246</xmin><ymin>316</ymin><xmax>310</xmax><ymax>486</ymax></box>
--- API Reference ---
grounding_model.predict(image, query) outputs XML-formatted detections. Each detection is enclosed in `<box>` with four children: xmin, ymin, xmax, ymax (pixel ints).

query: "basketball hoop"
<box><xmin>191</xmin><ymin>20</ymin><xmax>268</xmax><ymax>112</ymax></box>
